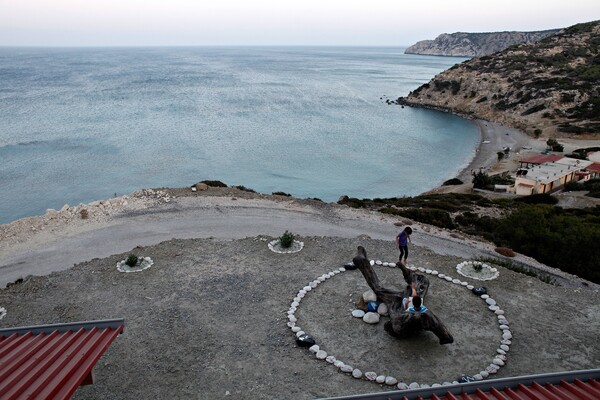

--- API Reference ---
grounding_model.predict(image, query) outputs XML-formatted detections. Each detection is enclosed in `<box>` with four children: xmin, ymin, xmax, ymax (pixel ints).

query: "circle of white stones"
<box><xmin>0</xmin><ymin>307</ymin><xmax>6</xmax><ymax>320</ymax></box>
<box><xmin>268</xmin><ymin>240</ymin><xmax>304</xmax><ymax>254</ymax></box>
<box><xmin>116</xmin><ymin>257</ymin><xmax>154</xmax><ymax>273</ymax></box>
<box><xmin>456</xmin><ymin>261</ymin><xmax>499</xmax><ymax>281</ymax></box>
<box><xmin>287</xmin><ymin>259</ymin><xmax>512</xmax><ymax>390</ymax></box>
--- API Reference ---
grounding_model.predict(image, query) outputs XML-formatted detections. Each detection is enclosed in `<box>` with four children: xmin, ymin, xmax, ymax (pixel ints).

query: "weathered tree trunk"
<box><xmin>352</xmin><ymin>246</ymin><xmax>454</xmax><ymax>345</ymax></box>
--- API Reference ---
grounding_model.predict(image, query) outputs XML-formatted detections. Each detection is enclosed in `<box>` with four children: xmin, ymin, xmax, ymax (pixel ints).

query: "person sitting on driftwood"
<box><xmin>353</xmin><ymin>245</ymin><xmax>453</xmax><ymax>345</ymax></box>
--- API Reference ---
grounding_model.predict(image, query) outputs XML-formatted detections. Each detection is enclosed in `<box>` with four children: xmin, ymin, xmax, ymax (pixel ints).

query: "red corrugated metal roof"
<box><xmin>321</xmin><ymin>369</ymin><xmax>600</xmax><ymax>400</ymax></box>
<box><xmin>585</xmin><ymin>163</ymin><xmax>600</xmax><ymax>173</ymax></box>
<box><xmin>0</xmin><ymin>319</ymin><xmax>124</xmax><ymax>400</ymax></box>
<box><xmin>520</xmin><ymin>154</ymin><xmax>563</xmax><ymax>165</ymax></box>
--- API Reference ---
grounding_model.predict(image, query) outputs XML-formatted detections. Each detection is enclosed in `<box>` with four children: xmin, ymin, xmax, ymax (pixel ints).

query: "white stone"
<box><xmin>445</xmin><ymin>276</ymin><xmax>453</xmax><ymax>281</ymax></box>
<box><xmin>362</xmin><ymin>290</ymin><xmax>377</xmax><ymax>302</ymax></box>
<box><xmin>291</xmin><ymin>301</ymin><xmax>299</xmax><ymax>308</ymax></box>
<box><xmin>310</xmin><ymin>281</ymin><xmax>318</xmax><ymax>288</ymax></box>
<box><xmin>499</xmin><ymin>319</ymin><xmax>509</xmax><ymax>325</ymax></box>
<box><xmin>341</xmin><ymin>365</ymin><xmax>353</xmax><ymax>373</ymax></box>
<box><xmin>339</xmin><ymin>267</ymin><xmax>346</xmax><ymax>272</ymax></box>
<box><xmin>481</xmin><ymin>294</ymin><xmax>489</xmax><ymax>299</ymax></box>
<box><xmin>497</xmin><ymin>349</ymin><xmax>506</xmax><ymax>355</ymax></box>
<box><xmin>385</xmin><ymin>376</ymin><xmax>398</xmax><ymax>386</ymax></box>
<box><xmin>377</xmin><ymin>303</ymin><xmax>388</xmax><ymax>316</ymax></box>
<box><xmin>497</xmin><ymin>354</ymin><xmax>507</xmax><ymax>361</ymax></box>
<box><xmin>295</xmin><ymin>331</ymin><xmax>305</xmax><ymax>338</ymax></box>
<box><xmin>334</xmin><ymin>360</ymin><xmax>344</xmax><ymax>368</ymax></box>
<box><xmin>363</xmin><ymin>312</ymin><xmax>380</xmax><ymax>324</ymax></box>
<box><xmin>502</xmin><ymin>332</ymin><xmax>512</xmax><ymax>340</ymax></box>
<box><xmin>409</xmin><ymin>382</ymin><xmax>420</xmax><ymax>389</ymax></box>
<box><xmin>309</xmin><ymin>345</ymin><xmax>319</xmax><ymax>353</ymax></box>
<box><xmin>316</xmin><ymin>350</ymin><xmax>327</xmax><ymax>360</ymax></box>
<box><xmin>397</xmin><ymin>383</ymin><xmax>409</xmax><ymax>390</ymax></box>
<box><xmin>500</xmin><ymin>344</ymin><xmax>510</xmax><ymax>352</ymax></box>
<box><xmin>287</xmin><ymin>322</ymin><xmax>295</xmax><ymax>328</ymax></box>
<box><xmin>325</xmin><ymin>356</ymin><xmax>336</xmax><ymax>364</ymax></box>
<box><xmin>298</xmin><ymin>290</ymin><xmax>307</xmax><ymax>296</ymax></box>
<box><xmin>473</xmin><ymin>374</ymin><xmax>483</xmax><ymax>381</ymax></box>
<box><xmin>499</xmin><ymin>324</ymin><xmax>509</xmax><ymax>330</ymax></box>
<box><xmin>375</xmin><ymin>260</ymin><xmax>382</xmax><ymax>265</ymax></box>
<box><xmin>480</xmin><ymin>371</ymin><xmax>489</xmax><ymax>378</ymax></box>
<box><xmin>502</xmin><ymin>339</ymin><xmax>512</xmax><ymax>345</ymax></box>
<box><xmin>452</xmin><ymin>279</ymin><xmax>461</xmax><ymax>284</ymax></box>
<box><xmin>431</xmin><ymin>270</ymin><xmax>439</xmax><ymax>275</ymax></box>
<box><xmin>303</xmin><ymin>286</ymin><xmax>312</xmax><ymax>292</ymax></box>
<box><xmin>292</xmin><ymin>327</ymin><xmax>301</xmax><ymax>333</ymax></box>
<box><xmin>352</xmin><ymin>310</ymin><xmax>365</xmax><ymax>318</ymax></box>
<box><xmin>438</xmin><ymin>274</ymin><xmax>446</xmax><ymax>278</ymax></box>
<box><xmin>493</xmin><ymin>358</ymin><xmax>505</xmax><ymax>366</ymax></box>
<box><xmin>365</xmin><ymin>372</ymin><xmax>377</xmax><ymax>381</ymax></box>
<box><xmin>376</xmin><ymin>375</ymin><xmax>386</xmax><ymax>384</ymax></box>
<box><xmin>418</xmin><ymin>267</ymin><xmax>425</xmax><ymax>272</ymax></box>
<box><xmin>486</xmin><ymin>298</ymin><xmax>497</xmax><ymax>306</ymax></box>
<box><xmin>432</xmin><ymin>383</ymin><xmax>442</xmax><ymax>387</ymax></box>
<box><xmin>489</xmin><ymin>305</ymin><xmax>499</xmax><ymax>311</ymax></box>
<box><xmin>467</xmin><ymin>285</ymin><xmax>474</xmax><ymax>290</ymax></box>
<box><xmin>370</xmin><ymin>260</ymin><xmax>375</xmax><ymax>266</ymax></box>
<box><xmin>461</xmin><ymin>281</ymin><xmax>469</xmax><ymax>286</ymax></box>
<box><xmin>352</xmin><ymin>369</ymin><xmax>363</xmax><ymax>379</ymax></box>
<box><xmin>486</xmin><ymin>366</ymin><xmax>497</xmax><ymax>374</ymax></box>
<box><xmin>288</xmin><ymin>315</ymin><xmax>297</xmax><ymax>323</ymax></box>
<box><xmin>495</xmin><ymin>309</ymin><xmax>505</xmax><ymax>315</ymax></box>
<box><xmin>425</xmin><ymin>269</ymin><xmax>432</xmax><ymax>274</ymax></box>
<box><xmin>421</xmin><ymin>384</ymin><xmax>430</xmax><ymax>388</ymax></box>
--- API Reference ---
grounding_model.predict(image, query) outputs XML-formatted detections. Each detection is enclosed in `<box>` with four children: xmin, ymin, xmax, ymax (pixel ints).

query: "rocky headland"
<box><xmin>399</xmin><ymin>21</ymin><xmax>600</xmax><ymax>138</ymax></box>
<box><xmin>405</xmin><ymin>29</ymin><xmax>560</xmax><ymax>57</ymax></box>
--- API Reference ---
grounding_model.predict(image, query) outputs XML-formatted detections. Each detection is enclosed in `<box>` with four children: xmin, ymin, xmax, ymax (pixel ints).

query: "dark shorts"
<box><xmin>399</xmin><ymin>245</ymin><xmax>408</xmax><ymax>260</ymax></box>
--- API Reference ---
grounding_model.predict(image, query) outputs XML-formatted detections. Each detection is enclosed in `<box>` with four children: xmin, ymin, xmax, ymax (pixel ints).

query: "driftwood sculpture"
<box><xmin>353</xmin><ymin>246</ymin><xmax>454</xmax><ymax>345</ymax></box>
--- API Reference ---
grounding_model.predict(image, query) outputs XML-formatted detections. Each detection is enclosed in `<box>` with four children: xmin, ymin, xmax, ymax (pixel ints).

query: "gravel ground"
<box><xmin>1</xmin><ymin>191</ymin><xmax>599</xmax><ymax>399</ymax></box>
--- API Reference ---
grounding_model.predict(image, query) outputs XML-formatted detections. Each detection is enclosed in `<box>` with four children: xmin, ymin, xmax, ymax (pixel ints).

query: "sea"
<box><xmin>0</xmin><ymin>47</ymin><xmax>477</xmax><ymax>224</ymax></box>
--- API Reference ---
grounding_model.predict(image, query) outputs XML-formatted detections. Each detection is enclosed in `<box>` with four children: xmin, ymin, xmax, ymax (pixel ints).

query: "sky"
<box><xmin>1</xmin><ymin>0</ymin><xmax>599</xmax><ymax>47</ymax></box>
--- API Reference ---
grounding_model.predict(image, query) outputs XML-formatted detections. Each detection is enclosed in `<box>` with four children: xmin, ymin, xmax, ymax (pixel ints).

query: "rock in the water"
<box><xmin>352</xmin><ymin>309</ymin><xmax>365</xmax><ymax>318</ymax></box>
<box><xmin>316</xmin><ymin>350</ymin><xmax>328</xmax><ymax>359</ymax></box>
<box><xmin>376</xmin><ymin>375</ymin><xmax>386</xmax><ymax>384</ymax></box>
<box><xmin>352</xmin><ymin>369</ymin><xmax>363</xmax><ymax>379</ymax></box>
<box><xmin>363</xmin><ymin>312</ymin><xmax>380</xmax><ymax>324</ymax></box>
<box><xmin>296</xmin><ymin>334</ymin><xmax>316</xmax><ymax>347</ymax></box>
<box><xmin>385</xmin><ymin>376</ymin><xmax>398</xmax><ymax>386</ymax></box>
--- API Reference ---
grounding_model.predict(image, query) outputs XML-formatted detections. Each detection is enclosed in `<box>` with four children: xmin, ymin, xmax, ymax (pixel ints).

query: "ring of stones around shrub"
<box><xmin>0</xmin><ymin>306</ymin><xmax>6</xmax><ymax>320</ymax></box>
<box><xmin>287</xmin><ymin>259</ymin><xmax>512</xmax><ymax>390</ymax></box>
<box><xmin>268</xmin><ymin>240</ymin><xmax>304</xmax><ymax>254</ymax></box>
<box><xmin>116</xmin><ymin>257</ymin><xmax>154</xmax><ymax>273</ymax></box>
<box><xmin>456</xmin><ymin>261</ymin><xmax>499</xmax><ymax>281</ymax></box>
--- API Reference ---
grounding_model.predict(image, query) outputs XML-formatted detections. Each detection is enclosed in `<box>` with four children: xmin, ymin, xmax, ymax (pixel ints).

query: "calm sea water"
<box><xmin>0</xmin><ymin>47</ymin><xmax>476</xmax><ymax>224</ymax></box>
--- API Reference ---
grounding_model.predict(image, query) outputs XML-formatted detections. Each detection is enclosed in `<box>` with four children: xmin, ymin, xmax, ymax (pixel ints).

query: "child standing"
<box><xmin>396</xmin><ymin>226</ymin><xmax>412</xmax><ymax>265</ymax></box>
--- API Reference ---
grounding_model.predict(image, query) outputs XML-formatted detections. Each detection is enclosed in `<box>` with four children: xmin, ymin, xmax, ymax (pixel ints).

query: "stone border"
<box><xmin>287</xmin><ymin>259</ymin><xmax>512</xmax><ymax>390</ymax></box>
<box><xmin>268</xmin><ymin>240</ymin><xmax>304</xmax><ymax>254</ymax></box>
<box><xmin>116</xmin><ymin>257</ymin><xmax>154</xmax><ymax>273</ymax></box>
<box><xmin>0</xmin><ymin>306</ymin><xmax>6</xmax><ymax>320</ymax></box>
<box><xmin>456</xmin><ymin>261</ymin><xmax>499</xmax><ymax>281</ymax></box>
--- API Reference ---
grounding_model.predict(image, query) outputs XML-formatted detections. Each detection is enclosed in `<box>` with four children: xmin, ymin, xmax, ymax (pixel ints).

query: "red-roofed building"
<box><xmin>585</xmin><ymin>163</ymin><xmax>600</xmax><ymax>178</ymax></box>
<box><xmin>322</xmin><ymin>369</ymin><xmax>600</xmax><ymax>400</ymax></box>
<box><xmin>519</xmin><ymin>154</ymin><xmax>563</xmax><ymax>168</ymax></box>
<box><xmin>0</xmin><ymin>318</ymin><xmax>124</xmax><ymax>400</ymax></box>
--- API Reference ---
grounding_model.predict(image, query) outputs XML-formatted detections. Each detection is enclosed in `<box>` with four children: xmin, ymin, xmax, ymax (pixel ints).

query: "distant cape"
<box><xmin>405</xmin><ymin>29</ymin><xmax>561</xmax><ymax>57</ymax></box>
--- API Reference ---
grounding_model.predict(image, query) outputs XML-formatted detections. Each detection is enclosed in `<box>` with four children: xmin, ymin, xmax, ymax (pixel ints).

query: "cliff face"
<box><xmin>405</xmin><ymin>30</ymin><xmax>560</xmax><ymax>57</ymax></box>
<box><xmin>399</xmin><ymin>21</ymin><xmax>600</xmax><ymax>138</ymax></box>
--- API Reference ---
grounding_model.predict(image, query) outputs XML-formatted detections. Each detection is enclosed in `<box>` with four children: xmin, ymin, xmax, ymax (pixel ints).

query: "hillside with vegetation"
<box><xmin>405</xmin><ymin>29</ymin><xmax>559</xmax><ymax>57</ymax></box>
<box><xmin>398</xmin><ymin>21</ymin><xmax>600</xmax><ymax>138</ymax></box>
<box><xmin>338</xmin><ymin>193</ymin><xmax>600</xmax><ymax>285</ymax></box>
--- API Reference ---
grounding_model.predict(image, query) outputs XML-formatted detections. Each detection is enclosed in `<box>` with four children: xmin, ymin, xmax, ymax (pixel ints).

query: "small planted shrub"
<box><xmin>125</xmin><ymin>254</ymin><xmax>139</xmax><ymax>267</ymax></box>
<box><xmin>495</xmin><ymin>247</ymin><xmax>516</xmax><ymax>257</ymax></box>
<box><xmin>279</xmin><ymin>231</ymin><xmax>295</xmax><ymax>248</ymax></box>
